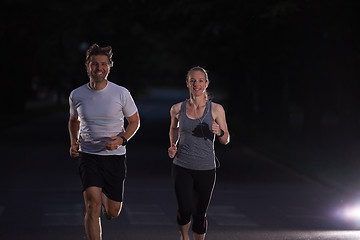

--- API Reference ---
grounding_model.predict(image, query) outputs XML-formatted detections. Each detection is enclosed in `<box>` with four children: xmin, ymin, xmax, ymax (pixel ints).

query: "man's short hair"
<box><xmin>85</xmin><ymin>44</ymin><xmax>114</xmax><ymax>67</ymax></box>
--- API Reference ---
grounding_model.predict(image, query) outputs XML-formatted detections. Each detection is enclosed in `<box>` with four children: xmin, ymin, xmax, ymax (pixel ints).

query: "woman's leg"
<box><xmin>178</xmin><ymin>221</ymin><xmax>191</xmax><ymax>240</ymax></box>
<box><xmin>172</xmin><ymin>164</ymin><xmax>194</xmax><ymax>240</ymax></box>
<box><xmin>193</xmin><ymin>231</ymin><xmax>206</xmax><ymax>240</ymax></box>
<box><xmin>192</xmin><ymin>169</ymin><xmax>216</xmax><ymax>238</ymax></box>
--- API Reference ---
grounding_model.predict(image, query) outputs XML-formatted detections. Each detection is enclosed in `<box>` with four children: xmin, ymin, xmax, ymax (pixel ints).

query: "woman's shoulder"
<box><xmin>170</xmin><ymin>101</ymin><xmax>183</xmax><ymax>116</ymax></box>
<box><xmin>210</xmin><ymin>101</ymin><xmax>224</xmax><ymax>111</ymax></box>
<box><xmin>210</xmin><ymin>101</ymin><xmax>226</xmax><ymax>117</ymax></box>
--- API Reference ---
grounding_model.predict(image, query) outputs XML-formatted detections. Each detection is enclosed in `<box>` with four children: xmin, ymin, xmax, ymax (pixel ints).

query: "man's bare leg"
<box><xmin>83</xmin><ymin>187</ymin><xmax>102</xmax><ymax>240</ymax></box>
<box><xmin>101</xmin><ymin>193</ymin><xmax>122</xmax><ymax>218</ymax></box>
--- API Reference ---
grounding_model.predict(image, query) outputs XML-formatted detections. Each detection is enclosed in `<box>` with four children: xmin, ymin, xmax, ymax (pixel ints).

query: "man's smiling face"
<box><xmin>87</xmin><ymin>55</ymin><xmax>110</xmax><ymax>82</ymax></box>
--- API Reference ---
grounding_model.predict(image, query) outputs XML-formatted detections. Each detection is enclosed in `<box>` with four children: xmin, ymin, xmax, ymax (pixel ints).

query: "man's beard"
<box><xmin>88</xmin><ymin>71</ymin><xmax>108</xmax><ymax>83</ymax></box>
<box><xmin>92</xmin><ymin>76</ymin><xmax>107</xmax><ymax>83</ymax></box>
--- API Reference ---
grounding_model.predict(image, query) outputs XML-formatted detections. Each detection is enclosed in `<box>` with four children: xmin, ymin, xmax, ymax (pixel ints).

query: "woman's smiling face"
<box><xmin>187</xmin><ymin>70</ymin><xmax>208</xmax><ymax>97</ymax></box>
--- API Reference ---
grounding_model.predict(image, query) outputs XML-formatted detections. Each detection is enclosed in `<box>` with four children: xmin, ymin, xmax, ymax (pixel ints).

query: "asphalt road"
<box><xmin>1</xmin><ymin>94</ymin><xmax>360</xmax><ymax>240</ymax></box>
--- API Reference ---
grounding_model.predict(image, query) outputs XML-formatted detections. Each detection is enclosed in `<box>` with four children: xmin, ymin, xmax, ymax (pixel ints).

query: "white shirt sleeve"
<box><xmin>122</xmin><ymin>89</ymin><xmax>138</xmax><ymax>118</ymax></box>
<box><xmin>69</xmin><ymin>93</ymin><xmax>78</xmax><ymax>119</ymax></box>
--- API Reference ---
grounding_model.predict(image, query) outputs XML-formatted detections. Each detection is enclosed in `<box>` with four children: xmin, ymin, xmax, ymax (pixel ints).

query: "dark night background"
<box><xmin>1</xmin><ymin>0</ymin><xmax>360</xmax><ymax>192</ymax></box>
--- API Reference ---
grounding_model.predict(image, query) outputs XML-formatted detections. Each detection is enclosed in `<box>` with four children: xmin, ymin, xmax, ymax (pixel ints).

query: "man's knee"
<box><xmin>84</xmin><ymin>193</ymin><xmax>102</xmax><ymax>217</ymax></box>
<box><xmin>85</xmin><ymin>199</ymin><xmax>102</xmax><ymax>217</ymax></box>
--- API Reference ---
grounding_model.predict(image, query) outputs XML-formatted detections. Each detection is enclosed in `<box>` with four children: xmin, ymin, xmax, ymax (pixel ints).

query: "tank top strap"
<box><xmin>204</xmin><ymin>100</ymin><xmax>213</xmax><ymax>121</ymax></box>
<box><xmin>206</xmin><ymin>100</ymin><xmax>212</xmax><ymax>113</ymax></box>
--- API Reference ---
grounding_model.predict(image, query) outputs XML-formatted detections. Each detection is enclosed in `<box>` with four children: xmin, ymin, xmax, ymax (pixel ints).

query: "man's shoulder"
<box><xmin>108</xmin><ymin>81</ymin><xmax>130</xmax><ymax>93</ymax></box>
<box><xmin>70</xmin><ymin>83</ymin><xmax>89</xmax><ymax>97</ymax></box>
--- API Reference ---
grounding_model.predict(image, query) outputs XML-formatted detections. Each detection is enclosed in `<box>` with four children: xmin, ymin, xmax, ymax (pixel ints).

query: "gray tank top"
<box><xmin>173</xmin><ymin>100</ymin><xmax>216</xmax><ymax>170</ymax></box>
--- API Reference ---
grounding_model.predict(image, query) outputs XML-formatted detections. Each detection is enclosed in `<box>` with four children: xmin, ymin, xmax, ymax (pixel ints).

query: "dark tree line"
<box><xmin>1</xmin><ymin>0</ymin><xmax>359</xmax><ymax>148</ymax></box>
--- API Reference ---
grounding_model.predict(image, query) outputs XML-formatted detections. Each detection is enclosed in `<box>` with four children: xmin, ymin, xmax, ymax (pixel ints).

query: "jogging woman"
<box><xmin>168</xmin><ymin>66</ymin><xmax>230</xmax><ymax>240</ymax></box>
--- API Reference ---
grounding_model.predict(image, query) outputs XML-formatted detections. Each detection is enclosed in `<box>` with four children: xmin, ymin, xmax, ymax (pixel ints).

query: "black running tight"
<box><xmin>172</xmin><ymin>164</ymin><xmax>216</xmax><ymax>234</ymax></box>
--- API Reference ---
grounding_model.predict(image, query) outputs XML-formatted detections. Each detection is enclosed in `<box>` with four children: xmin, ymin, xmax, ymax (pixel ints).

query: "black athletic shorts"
<box><xmin>78</xmin><ymin>152</ymin><xmax>127</xmax><ymax>202</ymax></box>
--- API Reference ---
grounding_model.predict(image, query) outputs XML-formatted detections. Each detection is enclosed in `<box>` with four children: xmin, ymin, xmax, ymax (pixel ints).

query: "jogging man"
<box><xmin>68</xmin><ymin>43</ymin><xmax>140</xmax><ymax>240</ymax></box>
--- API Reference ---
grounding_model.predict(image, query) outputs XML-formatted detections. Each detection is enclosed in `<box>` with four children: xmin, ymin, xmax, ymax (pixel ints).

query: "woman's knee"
<box><xmin>192</xmin><ymin>215</ymin><xmax>207</xmax><ymax>234</ymax></box>
<box><xmin>177</xmin><ymin>210</ymin><xmax>191</xmax><ymax>226</ymax></box>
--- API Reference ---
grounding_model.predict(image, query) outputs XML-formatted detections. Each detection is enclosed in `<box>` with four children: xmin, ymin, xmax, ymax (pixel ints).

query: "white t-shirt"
<box><xmin>69</xmin><ymin>81</ymin><xmax>138</xmax><ymax>155</ymax></box>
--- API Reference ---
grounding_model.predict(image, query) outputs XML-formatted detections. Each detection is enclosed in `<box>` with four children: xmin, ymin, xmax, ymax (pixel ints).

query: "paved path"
<box><xmin>0</xmin><ymin>92</ymin><xmax>359</xmax><ymax>239</ymax></box>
